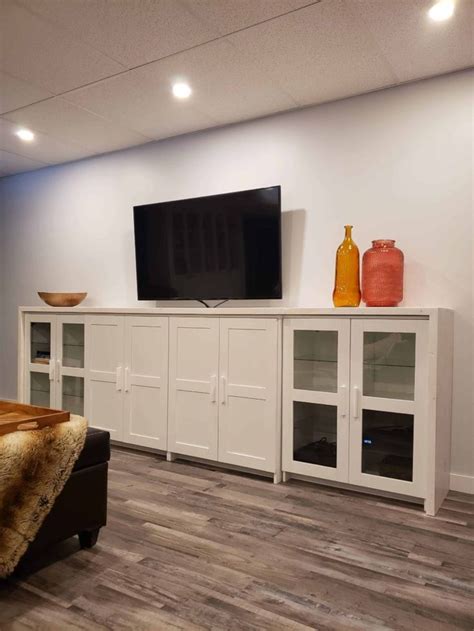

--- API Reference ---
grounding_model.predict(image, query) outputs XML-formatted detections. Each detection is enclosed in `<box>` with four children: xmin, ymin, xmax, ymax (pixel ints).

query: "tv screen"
<box><xmin>133</xmin><ymin>186</ymin><xmax>282</xmax><ymax>301</ymax></box>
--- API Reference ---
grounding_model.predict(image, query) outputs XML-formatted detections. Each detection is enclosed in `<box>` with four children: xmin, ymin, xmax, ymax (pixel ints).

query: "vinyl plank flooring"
<box><xmin>1</xmin><ymin>447</ymin><xmax>473</xmax><ymax>630</ymax></box>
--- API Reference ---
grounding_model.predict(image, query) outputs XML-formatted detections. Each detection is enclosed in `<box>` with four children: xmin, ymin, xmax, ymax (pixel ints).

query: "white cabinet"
<box><xmin>168</xmin><ymin>316</ymin><xmax>281</xmax><ymax>473</ymax></box>
<box><xmin>283</xmin><ymin>318</ymin><xmax>350</xmax><ymax>483</ymax></box>
<box><xmin>85</xmin><ymin>316</ymin><xmax>124</xmax><ymax>440</ymax></box>
<box><xmin>123</xmin><ymin>317</ymin><xmax>169</xmax><ymax>449</ymax></box>
<box><xmin>85</xmin><ymin>315</ymin><xmax>168</xmax><ymax>447</ymax></box>
<box><xmin>19</xmin><ymin>306</ymin><xmax>453</xmax><ymax>511</ymax></box>
<box><xmin>25</xmin><ymin>314</ymin><xmax>85</xmax><ymax>415</ymax></box>
<box><xmin>349</xmin><ymin>319</ymin><xmax>428</xmax><ymax>497</ymax></box>
<box><xmin>218</xmin><ymin>318</ymin><xmax>279</xmax><ymax>471</ymax></box>
<box><xmin>168</xmin><ymin>317</ymin><xmax>219</xmax><ymax>459</ymax></box>
<box><xmin>283</xmin><ymin>317</ymin><xmax>429</xmax><ymax>500</ymax></box>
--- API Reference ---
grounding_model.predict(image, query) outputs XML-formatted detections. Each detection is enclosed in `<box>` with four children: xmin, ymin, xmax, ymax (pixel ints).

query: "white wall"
<box><xmin>1</xmin><ymin>69</ymin><xmax>472</xmax><ymax>479</ymax></box>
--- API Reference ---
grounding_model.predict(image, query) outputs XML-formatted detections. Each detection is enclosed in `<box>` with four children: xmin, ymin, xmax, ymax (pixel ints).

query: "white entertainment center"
<box><xmin>18</xmin><ymin>306</ymin><xmax>453</xmax><ymax>515</ymax></box>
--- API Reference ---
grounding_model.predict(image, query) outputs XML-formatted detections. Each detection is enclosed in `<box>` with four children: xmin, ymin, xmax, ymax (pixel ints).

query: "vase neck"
<box><xmin>344</xmin><ymin>225</ymin><xmax>353</xmax><ymax>240</ymax></box>
<box><xmin>372</xmin><ymin>239</ymin><xmax>395</xmax><ymax>248</ymax></box>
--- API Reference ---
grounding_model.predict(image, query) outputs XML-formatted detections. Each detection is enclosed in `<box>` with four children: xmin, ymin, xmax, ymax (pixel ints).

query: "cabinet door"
<box><xmin>55</xmin><ymin>315</ymin><xmax>85</xmax><ymax>416</ymax></box>
<box><xmin>168</xmin><ymin>317</ymin><xmax>219</xmax><ymax>459</ymax></box>
<box><xmin>123</xmin><ymin>316</ymin><xmax>169</xmax><ymax>449</ymax></box>
<box><xmin>25</xmin><ymin>314</ymin><xmax>56</xmax><ymax>407</ymax></box>
<box><xmin>85</xmin><ymin>316</ymin><xmax>124</xmax><ymax>440</ymax></box>
<box><xmin>283</xmin><ymin>318</ymin><xmax>351</xmax><ymax>482</ymax></box>
<box><xmin>218</xmin><ymin>318</ymin><xmax>279</xmax><ymax>472</ymax></box>
<box><xmin>349</xmin><ymin>319</ymin><xmax>428</xmax><ymax>497</ymax></box>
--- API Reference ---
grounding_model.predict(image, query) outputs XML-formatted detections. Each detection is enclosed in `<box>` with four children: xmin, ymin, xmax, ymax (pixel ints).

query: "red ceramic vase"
<box><xmin>362</xmin><ymin>240</ymin><xmax>404</xmax><ymax>307</ymax></box>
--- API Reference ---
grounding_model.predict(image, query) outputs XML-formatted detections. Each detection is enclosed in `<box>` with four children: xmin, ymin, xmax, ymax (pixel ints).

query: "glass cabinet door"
<box><xmin>283</xmin><ymin>319</ymin><xmax>351</xmax><ymax>482</ymax></box>
<box><xmin>349</xmin><ymin>320</ymin><xmax>428</xmax><ymax>496</ymax></box>
<box><xmin>56</xmin><ymin>317</ymin><xmax>85</xmax><ymax>416</ymax></box>
<box><xmin>26</xmin><ymin>316</ymin><xmax>55</xmax><ymax>407</ymax></box>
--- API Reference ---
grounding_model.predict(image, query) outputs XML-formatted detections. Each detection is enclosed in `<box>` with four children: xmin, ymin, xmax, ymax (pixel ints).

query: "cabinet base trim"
<box><xmin>111</xmin><ymin>439</ymin><xmax>167</xmax><ymax>457</ymax></box>
<box><xmin>282</xmin><ymin>471</ymin><xmax>425</xmax><ymax>506</ymax></box>
<box><xmin>111</xmin><ymin>440</ymin><xmax>277</xmax><ymax>480</ymax></box>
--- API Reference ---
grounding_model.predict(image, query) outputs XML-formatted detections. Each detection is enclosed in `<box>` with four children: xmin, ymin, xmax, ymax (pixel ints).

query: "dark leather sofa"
<box><xmin>22</xmin><ymin>427</ymin><xmax>110</xmax><ymax>560</ymax></box>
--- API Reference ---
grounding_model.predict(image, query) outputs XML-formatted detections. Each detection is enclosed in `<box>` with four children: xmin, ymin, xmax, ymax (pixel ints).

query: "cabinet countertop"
<box><xmin>19</xmin><ymin>306</ymin><xmax>451</xmax><ymax>317</ymax></box>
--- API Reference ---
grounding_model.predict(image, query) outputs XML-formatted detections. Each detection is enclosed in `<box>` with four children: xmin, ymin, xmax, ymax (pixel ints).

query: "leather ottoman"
<box><xmin>22</xmin><ymin>426</ymin><xmax>110</xmax><ymax>559</ymax></box>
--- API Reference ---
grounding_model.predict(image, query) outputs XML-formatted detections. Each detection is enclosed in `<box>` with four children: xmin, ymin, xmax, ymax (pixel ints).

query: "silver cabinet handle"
<box><xmin>56</xmin><ymin>359</ymin><xmax>61</xmax><ymax>382</ymax></box>
<box><xmin>116</xmin><ymin>366</ymin><xmax>123</xmax><ymax>391</ymax></box>
<box><xmin>220</xmin><ymin>375</ymin><xmax>227</xmax><ymax>404</ymax></box>
<box><xmin>49</xmin><ymin>360</ymin><xmax>55</xmax><ymax>381</ymax></box>
<box><xmin>340</xmin><ymin>384</ymin><xmax>347</xmax><ymax>418</ymax></box>
<box><xmin>352</xmin><ymin>386</ymin><xmax>361</xmax><ymax>419</ymax></box>
<box><xmin>210</xmin><ymin>375</ymin><xmax>217</xmax><ymax>403</ymax></box>
<box><xmin>124</xmin><ymin>367</ymin><xmax>130</xmax><ymax>392</ymax></box>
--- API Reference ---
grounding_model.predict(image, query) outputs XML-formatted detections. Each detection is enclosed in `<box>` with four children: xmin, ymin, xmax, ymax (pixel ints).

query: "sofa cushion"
<box><xmin>73</xmin><ymin>427</ymin><xmax>110</xmax><ymax>472</ymax></box>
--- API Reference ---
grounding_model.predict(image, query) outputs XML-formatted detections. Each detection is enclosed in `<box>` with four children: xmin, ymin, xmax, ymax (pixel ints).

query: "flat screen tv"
<box><xmin>133</xmin><ymin>186</ymin><xmax>282</xmax><ymax>302</ymax></box>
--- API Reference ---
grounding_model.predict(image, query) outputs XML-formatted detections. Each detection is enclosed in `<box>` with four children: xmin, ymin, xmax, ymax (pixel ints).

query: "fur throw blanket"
<box><xmin>0</xmin><ymin>414</ymin><xmax>87</xmax><ymax>578</ymax></box>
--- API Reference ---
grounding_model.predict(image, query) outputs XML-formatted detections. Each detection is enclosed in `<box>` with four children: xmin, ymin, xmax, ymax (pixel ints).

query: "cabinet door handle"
<box><xmin>116</xmin><ymin>366</ymin><xmax>122</xmax><ymax>391</ymax></box>
<box><xmin>352</xmin><ymin>386</ymin><xmax>360</xmax><ymax>419</ymax></box>
<box><xmin>340</xmin><ymin>384</ymin><xmax>347</xmax><ymax>418</ymax></box>
<box><xmin>210</xmin><ymin>375</ymin><xmax>217</xmax><ymax>403</ymax></box>
<box><xmin>56</xmin><ymin>360</ymin><xmax>61</xmax><ymax>382</ymax></box>
<box><xmin>49</xmin><ymin>360</ymin><xmax>55</xmax><ymax>381</ymax></box>
<box><xmin>220</xmin><ymin>375</ymin><xmax>227</xmax><ymax>405</ymax></box>
<box><xmin>124</xmin><ymin>367</ymin><xmax>130</xmax><ymax>392</ymax></box>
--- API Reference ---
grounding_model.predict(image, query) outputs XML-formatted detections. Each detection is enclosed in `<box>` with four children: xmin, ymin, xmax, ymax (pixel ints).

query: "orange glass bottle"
<box><xmin>332</xmin><ymin>225</ymin><xmax>361</xmax><ymax>307</ymax></box>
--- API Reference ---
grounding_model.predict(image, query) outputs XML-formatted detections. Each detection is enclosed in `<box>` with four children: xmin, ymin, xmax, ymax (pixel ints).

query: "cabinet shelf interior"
<box><xmin>294</xmin><ymin>357</ymin><xmax>338</xmax><ymax>363</ymax></box>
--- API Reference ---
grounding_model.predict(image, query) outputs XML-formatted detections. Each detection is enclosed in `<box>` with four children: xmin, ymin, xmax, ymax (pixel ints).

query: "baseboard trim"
<box><xmin>450</xmin><ymin>473</ymin><xmax>474</xmax><ymax>494</ymax></box>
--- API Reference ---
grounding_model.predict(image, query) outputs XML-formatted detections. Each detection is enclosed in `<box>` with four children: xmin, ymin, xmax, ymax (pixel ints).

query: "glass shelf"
<box><xmin>293</xmin><ymin>401</ymin><xmax>337</xmax><ymax>468</ymax></box>
<box><xmin>295</xmin><ymin>357</ymin><xmax>338</xmax><ymax>363</ymax></box>
<box><xmin>30</xmin><ymin>372</ymin><xmax>50</xmax><ymax>407</ymax></box>
<box><xmin>362</xmin><ymin>409</ymin><xmax>414</xmax><ymax>481</ymax></box>
<box><xmin>62</xmin><ymin>323</ymin><xmax>84</xmax><ymax>368</ymax></box>
<box><xmin>363</xmin><ymin>332</ymin><xmax>416</xmax><ymax>401</ymax></box>
<box><xmin>30</xmin><ymin>322</ymin><xmax>51</xmax><ymax>364</ymax></box>
<box><xmin>62</xmin><ymin>375</ymin><xmax>84</xmax><ymax>415</ymax></box>
<box><xmin>294</xmin><ymin>330</ymin><xmax>338</xmax><ymax>393</ymax></box>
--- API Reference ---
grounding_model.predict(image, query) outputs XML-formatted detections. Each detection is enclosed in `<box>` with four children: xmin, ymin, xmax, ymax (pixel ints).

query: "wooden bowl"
<box><xmin>38</xmin><ymin>292</ymin><xmax>87</xmax><ymax>307</ymax></box>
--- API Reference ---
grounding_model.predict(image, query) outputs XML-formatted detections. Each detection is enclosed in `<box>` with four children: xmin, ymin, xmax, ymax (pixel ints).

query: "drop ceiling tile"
<box><xmin>0</xmin><ymin>148</ymin><xmax>48</xmax><ymax>175</ymax></box>
<box><xmin>0</xmin><ymin>118</ymin><xmax>93</xmax><ymax>164</ymax></box>
<box><xmin>163</xmin><ymin>39</ymin><xmax>299</xmax><ymax>124</ymax></box>
<box><xmin>0</xmin><ymin>71</ymin><xmax>54</xmax><ymax>114</ymax></box>
<box><xmin>0</xmin><ymin>1</ymin><xmax>125</xmax><ymax>93</ymax></box>
<box><xmin>348</xmin><ymin>0</ymin><xmax>473</xmax><ymax>82</ymax></box>
<box><xmin>17</xmin><ymin>0</ymin><xmax>218</xmax><ymax>69</ymax></box>
<box><xmin>226</xmin><ymin>0</ymin><xmax>398</xmax><ymax>106</ymax></box>
<box><xmin>2</xmin><ymin>98</ymin><xmax>151</xmax><ymax>153</ymax></box>
<box><xmin>64</xmin><ymin>62</ymin><xmax>217</xmax><ymax>140</ymax></box>
<box><xmin>66</xmin><ymin>39</ymin><xmax>297</xmax><ymax>138</ymax></box>
<box><xmin>181</xmin><ymin>0</ymin><xmax>315</xmax><ymax>35</ymax></box>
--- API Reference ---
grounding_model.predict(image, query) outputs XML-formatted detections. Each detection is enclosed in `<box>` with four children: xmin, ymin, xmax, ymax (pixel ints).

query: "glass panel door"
<box><xmin>350</xmin><ymin>320</ymin><xmax>427</xmax><ymax>497</ymax></box>
<box><xmin>56</xmin><ymin>317</ymin><xmax>85</xmax><ymax>415</ymax></box>
<box><xmin>283</xmin><ymin>319</ymin><xmax>350</xmax><ymax>483</ymax></box>
<box><xmin>26</xmin><ymin>316</ymin><xmax>56</xmax><ymax>407</ymax></box>
<box><xmin>62</xmin><ymin>375</ymin><xmax>84</xmax><ymax>416</ymax></box>
<box><xmin>30</xmin><ymin>322</ymin><xmax>51</xmax><ymax>366</ymax></box>
<box><xmin>294</xmin><ymin>330</ymin><xmax>338</xmax><ymax>393</ymax></box>
<box><xmin>363</xmin><ymin>332</ymin><xmax>416</xmax><ymax>400</ymax></box>
<box><xmin>30</xmin><ymin>372</ymin><xmax>51</xmax><ymax>407</ymax></box>
<box><xmin>293</xmin><ymin>402</ymin><xmax>337</xmax><ymax>468</ymax></box>
<box><xmin>62</xmin><ymin>323</ymin><xmax>84</xmax><ymax>368</ymax></box>
<box><xmin>361</xmin><ymin>410</ymin><xmax>414</xmax><ymax>481</ymax></box>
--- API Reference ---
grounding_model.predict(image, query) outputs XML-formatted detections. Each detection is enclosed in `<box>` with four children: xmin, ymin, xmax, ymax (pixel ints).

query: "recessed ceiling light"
<box><xmin>428</xmin><ymin>0</ymin><xmax>455</xmax><ymax>21</ymax></box>
<box><xmin>172</xmin><ymin>82</ymin><xmax>192</xmax><ymax>99</ymax></box>
<box><xmin>15</xmin><ymin>128</ymin><xmax>35</xmax><ymax>142</ymax></box>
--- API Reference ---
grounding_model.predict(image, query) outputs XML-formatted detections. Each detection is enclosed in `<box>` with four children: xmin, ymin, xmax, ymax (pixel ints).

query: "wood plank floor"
<box><xmin>1</xmin><ymin>447</ymin><xmax>473</xmax><ymax>630</ymax></box>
